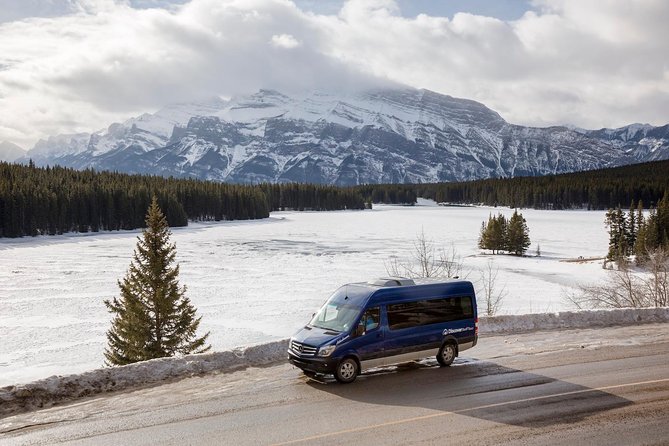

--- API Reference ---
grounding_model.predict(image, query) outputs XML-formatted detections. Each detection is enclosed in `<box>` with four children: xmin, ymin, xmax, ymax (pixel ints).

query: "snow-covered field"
<box><xmin>0</xmin><ymin>202</ymin><xmax>610</xmax><ymax>386</ymax></box>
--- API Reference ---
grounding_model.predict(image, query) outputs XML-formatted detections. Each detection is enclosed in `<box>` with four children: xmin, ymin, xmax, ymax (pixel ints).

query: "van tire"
<box><xmin>437</xmin><ymin>342</ymin><xmax>456</xmax><ymax>367</ymax></box>
<box><xmin>335</xmin><ymin>358</ymin><xmax>359</xmax><ymax>383</ymax></box>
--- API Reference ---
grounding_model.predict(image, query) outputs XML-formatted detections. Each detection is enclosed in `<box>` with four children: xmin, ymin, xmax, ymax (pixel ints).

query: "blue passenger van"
<box><xmin>288</xmin><ymin>277</ymin><xmax>478</xmax><ymax>383</ymax></box>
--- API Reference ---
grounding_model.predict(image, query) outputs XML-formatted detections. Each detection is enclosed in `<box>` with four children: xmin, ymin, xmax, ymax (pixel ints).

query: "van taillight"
<box><xmin>475</xmin><ymin>317</ymin><xmax>479</xmax><ymax>336</ymax></box>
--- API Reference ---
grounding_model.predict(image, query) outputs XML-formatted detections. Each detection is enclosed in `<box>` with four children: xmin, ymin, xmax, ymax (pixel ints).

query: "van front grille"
<box><xmin>290</xmin><ymin>340</ymin><xmax>317</xmax><ymax>356</ymax></box>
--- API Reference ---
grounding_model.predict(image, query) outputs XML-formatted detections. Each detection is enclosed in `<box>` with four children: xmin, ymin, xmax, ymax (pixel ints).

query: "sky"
<box><xmin>0</xmin><ymin>0</ymin><xmax>668</xmax><ymax>149</ymax></box>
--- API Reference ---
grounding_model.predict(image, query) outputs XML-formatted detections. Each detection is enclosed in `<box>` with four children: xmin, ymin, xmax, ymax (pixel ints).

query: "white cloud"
<box><xmin>270</xmin><ymin>33</ymin><xmax>301</xmax><ymax>49</ymax></box>
<box><xmin>0</xmin><ymin>0</ymin><xmax>667</xmax><ymax>148</ymax></box>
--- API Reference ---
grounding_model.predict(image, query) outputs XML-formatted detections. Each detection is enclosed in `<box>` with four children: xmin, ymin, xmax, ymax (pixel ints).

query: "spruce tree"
<box><xmin>657</xmin><ymin>192</ymin><xmax>669</xmax><ymax>248</ymax></box>
<box><xmin>635</xmin><ymin>223</ymin><xmax>648</xmax><ymax>265</ymax></box>
<box><xmin>636</xmin><ymin>201</ymin><xmax>645</xmax><ymax>237</ymax></box>
<box><xmin>104</xmin><ymin>197</ymin><xmax>210</xmax><ymax>366</ymax></box>
<box><xmin>627</xmin><ymin>201</ymin><xmax>636</xmax><ymax>249</ymax></box>
<box><xmin>478</xmin><ymin>213</ymin><xmax>508</xmax><ymax>254</ymax></box>
<box><xmin>605</xmin><ymin>207</ymin><xmax>628</xmax><ymax>260</ymax></box>
<box><xmin>490</xmin><ymin>213</ymin><xmax>507</xmax><ymax>254</ymax></box>
<box><xmin>478</xmin><ymin>220</ymin><xmax>490</xmax><ymax>251</ymax></box>
<box><xmin>506</xmin><ymin>210</ymin><xmax>531</xmax><ymax>256</ymax></box>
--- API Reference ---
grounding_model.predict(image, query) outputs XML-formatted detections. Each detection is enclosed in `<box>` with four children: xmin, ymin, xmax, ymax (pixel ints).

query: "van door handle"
<box><xmin>376</xmin><ymin>333</ymin><xmax>383</xmax><ymax>338</ymax></box>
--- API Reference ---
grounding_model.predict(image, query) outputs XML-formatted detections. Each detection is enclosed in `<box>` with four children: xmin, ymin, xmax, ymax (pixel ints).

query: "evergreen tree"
<box><xmin>636</xmin><ymin>201</ymin><xmax>645</xmax><ymax>236</ymax></box>
<box><xmin>627</xmin><ymin>201</ymin><xmax>636</xmax><ymax>249</ymax></box>
<box><xmin>490</xmin><ymin>213</ymin><xmax>507</xmax><ymax>254</ymax></box>
<box><xmin>478</xmin><ymin>220</ymin><xmax>489</xmax><ymax>251</ymax></box>
<box><xmin>506</xmin><ymin>210</ymin><xmax>531</xmax><ymax>256</ymax></box>
<box><xmin>635</xmin><ymin>223</ymin><xmax>648</xmax><ymax>264</ymax></box>
<box><xmin>633</xmin><ymin>201</ymin><xmax>647</xmax><ymax>264</ymax></box>
<box><xmin>605</xmin><ymin>207</ymin><xmax>628</xmax><ymax>260</ymax></box>
<box><xmin>657</xmin><ymin>192</ymin><xmax>669</xmax><ymax>247</ymax></box>
<box><xmin>104</xmin><ymin>197</ymin><xmax>210</xmax><ymax>365</ymax></box>
<box><xmin>645</xmin><ymin>211</ymin><xmax>660</xmax><ymax>251</ymax></box>
<box><xmin>478</xmin><ymin>213</ymin><xmax>507</xmax><ymax>254</ymax></box>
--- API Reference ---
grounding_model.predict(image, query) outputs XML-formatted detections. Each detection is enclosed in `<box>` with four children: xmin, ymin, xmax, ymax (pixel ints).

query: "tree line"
<box><xmin>356</xmin><ymin>184</ymin><xmax>417</xmax><ymax>206</ymax></box>
<box><xmin>572</xmin><ymin>194</ymin><xmax>669</xmax><ymax>310</ymax></box>
<box><xmin>0</xmin><ymin>162</ymin><xmax>366</xmax><ymax>238</ymax></box>
<box><xmin>605</xmin><ymin>193</ymin><xmax>669</xmax><ymax>264</ymax></box>
<box><xmin>261</xmin><ymin>183</ymin><xmax>366</xmax><ymax>212</ymax></box>
<box><xmin>357</xmin><ymin>160</ymin><xmax>669</xmax><ymax>210</ymax></box>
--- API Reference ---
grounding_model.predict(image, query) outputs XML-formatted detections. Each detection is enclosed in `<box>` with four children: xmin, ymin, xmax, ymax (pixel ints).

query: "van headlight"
<box><xmin>318</xmin><ymin>345</ymin><xmax>336</xmax><ymax>357</ymax></box>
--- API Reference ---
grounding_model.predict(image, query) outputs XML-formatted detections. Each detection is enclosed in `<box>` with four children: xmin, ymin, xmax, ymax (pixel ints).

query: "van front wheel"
<box><xmin>335</xmin><ymin>358</ymin><xmax>359</xmax><ymax>383</ymax></box>
<box><xmin>437</xmin><ymin>343</ymin><xmax>456</xmax><ymax>367</ymax></box>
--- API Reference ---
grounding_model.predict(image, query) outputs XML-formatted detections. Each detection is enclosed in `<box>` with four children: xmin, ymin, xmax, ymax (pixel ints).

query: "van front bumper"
<box><xmin>287</xmin><ymin>351</ymin><xmax>337</xmax><ymax>374</ymax></box>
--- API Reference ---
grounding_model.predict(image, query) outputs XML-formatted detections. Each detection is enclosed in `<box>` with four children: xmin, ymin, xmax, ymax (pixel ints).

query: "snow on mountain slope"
<box><xmin>22</xmin><ymin>87</ymin><xmax>669</xmax><ymax>185</ymax></box>
<box><xmin>0</xmin><ymin>141</ymin><xmax>26</xmax><ymax>162</ymax></box>
<box><xmin>131</xmin><ymin>97</ymin><xmax>229</xmax><ymax>139</ymax></box>
<box><xmin>29</xmin><ymin>133</ymin><xmax>91</xmax><ymax>158</ymax></box>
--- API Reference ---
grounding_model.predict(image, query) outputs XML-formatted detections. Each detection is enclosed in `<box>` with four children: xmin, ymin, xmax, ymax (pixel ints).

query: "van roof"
<box><xmin>358</xmin><ymin>277</ymin><xmax>468</xmax><ymax>288</ymax></box>
<box><xmin>347</xmin><ymin>278</ymin><xmax>476</xmax><ymax>308</ymax></box>
<box><xmin>338</xmin><ymin>278</ymin><xmax>473</xmax><ymax>305</ymax></box>
<box><xmin>367</xmin><ymin>277</ymin><xmax>416</xmax><ymax>287</ymax></box>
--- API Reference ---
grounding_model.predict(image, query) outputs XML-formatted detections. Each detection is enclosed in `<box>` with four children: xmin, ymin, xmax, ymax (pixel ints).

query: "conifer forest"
<box><xmin>359</xmin><ymin>160</ymin><xmax>669</xmax><ymax>209</ymax></box>
<box><xmin>2</xmin><ymin>159</ymin><xmax>669</xmax><ymax>239</ymax></box>
<box><xmin>0</xmin><ymin>162</ymin><xmax>365</xmax><ymax>238</ymax></box>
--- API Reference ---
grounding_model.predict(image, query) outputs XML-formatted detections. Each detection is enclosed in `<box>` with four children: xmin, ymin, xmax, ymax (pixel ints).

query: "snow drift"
<box><xmin>2</xmin><ymin>307</ymin><xmax>668</xmax><ymax>417</ymax></box>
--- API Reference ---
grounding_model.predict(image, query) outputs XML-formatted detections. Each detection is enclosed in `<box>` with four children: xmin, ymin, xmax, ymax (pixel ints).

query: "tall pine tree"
<box><xmin>506</xmin><ymin>210</ymin><xmax>531</xmax><ymax>256</ymax></box>
<box><xmin>104</xmin><ymin>197</ymin><xmax>210</xmax><ymax>366</ymax></box>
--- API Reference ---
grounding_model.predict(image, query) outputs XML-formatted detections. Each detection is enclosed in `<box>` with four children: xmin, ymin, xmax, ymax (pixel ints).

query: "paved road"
<box><xmin>2</xmin><ymin>324</ymin><xmax>669</xmax><ymax>445</ymax></box>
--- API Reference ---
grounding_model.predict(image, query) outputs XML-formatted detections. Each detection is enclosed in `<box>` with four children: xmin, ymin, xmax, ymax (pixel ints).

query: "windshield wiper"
<box><xmin>311</xmin><ymin>323</ymin><xmax>341</xmax><ymax>332</ymax></box>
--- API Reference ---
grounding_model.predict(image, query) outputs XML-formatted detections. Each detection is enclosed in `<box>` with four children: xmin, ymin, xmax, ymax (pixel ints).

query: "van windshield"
<box><xmin>309</xmin><ymin>286</ymin><xmax>368</xmax><ymax>332</ymax></box>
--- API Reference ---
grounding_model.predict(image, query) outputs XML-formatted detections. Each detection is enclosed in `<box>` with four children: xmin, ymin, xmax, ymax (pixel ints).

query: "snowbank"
<box><xmin>479</xmin><ymin>307</ymin><xmax>669</xmax><ymax>334</ymax></box>
<box><xmin>2</xmin><ymin>307</ymin><xmax>668</xmax><ymax>417</ymax></box>
<box><xmin>0</xmin><ymin>340</ymin><xmax>288</xmax><ymax>417</ymax></box>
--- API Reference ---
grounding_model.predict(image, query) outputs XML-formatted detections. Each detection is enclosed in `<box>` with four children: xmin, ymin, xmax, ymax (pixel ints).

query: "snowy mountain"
<box><xmin>0</xmin><ymin>141</ymin><xmax>26</xmax><ymax>162</ymax></box>
<box><xmin>22</xmin><ymin>88</ymin><xmax>669</xmax><ymax>185</ymax></box>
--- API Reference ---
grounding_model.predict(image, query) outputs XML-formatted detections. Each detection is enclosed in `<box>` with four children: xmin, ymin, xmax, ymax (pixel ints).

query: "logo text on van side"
<box><xmin>443</xmin><ymin>326</ymin><xmax>474</xmax><ymax>335</ymax></box>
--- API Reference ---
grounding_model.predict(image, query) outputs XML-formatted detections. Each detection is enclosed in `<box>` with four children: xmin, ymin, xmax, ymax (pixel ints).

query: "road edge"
<box><xmin>1</xmin><ymin>307</ymin><xmax>668</xmax><ymax>418</ymax></box>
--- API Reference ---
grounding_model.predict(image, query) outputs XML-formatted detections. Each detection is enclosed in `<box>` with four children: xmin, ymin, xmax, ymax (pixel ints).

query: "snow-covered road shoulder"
<box><xmin>2</xmin><ymin>307</ymin><xmax>668</xmax><ymax>418</ymax></box>
<box><xmin>480</xmin><ymin>307</ymin><xmax>669</xmax><ymax>334</ymax></box>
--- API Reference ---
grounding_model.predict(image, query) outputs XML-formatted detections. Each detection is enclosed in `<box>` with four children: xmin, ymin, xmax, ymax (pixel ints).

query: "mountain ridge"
<box><xmin>20</xmin><ymin>87</ymin><xmax>669</xmax><ymax>185</ymax></box>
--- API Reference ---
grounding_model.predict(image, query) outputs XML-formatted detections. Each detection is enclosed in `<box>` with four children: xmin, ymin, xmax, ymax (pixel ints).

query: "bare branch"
<box><xmin>477</xmin><ymin>259</ymin><xmax>507</xmax><ymax>316</ymax></box>
<box><xmin>565</xmin><ymin>247</ymin><xmax>669</xmax><ymax>309</ymax></box>
<box><xmin>384</xmin><ymin>230</ymin><xmax>468</xmax><ymax>279</ymax></box>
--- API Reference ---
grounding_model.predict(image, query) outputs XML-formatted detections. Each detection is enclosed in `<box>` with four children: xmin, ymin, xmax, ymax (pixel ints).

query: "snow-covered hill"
<box><xmin>0</xmin><ymin>141</ymin><xmax>26</xmax><ymax>162</ymax></box>
<box><xmin>22</xmin><ymin>88</ymin><xmax>669</xmax><ymax>184</ymax></box>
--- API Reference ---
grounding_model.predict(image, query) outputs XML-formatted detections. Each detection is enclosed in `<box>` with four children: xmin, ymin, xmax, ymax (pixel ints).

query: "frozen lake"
<box><xmin>0</xmin><ymin>202</ymin><xmax>610</xmax><ymax>386</ymax></box>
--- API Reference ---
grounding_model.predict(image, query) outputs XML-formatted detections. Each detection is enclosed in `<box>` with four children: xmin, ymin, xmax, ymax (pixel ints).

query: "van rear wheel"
<box><xmin>437</xmin><ymin>342</ymin><xmax>456</xmax><ymax>367</ymax></box>
<box><xmin>335</xmin><ymin>358</ymin><xmax>359</xmax><ymax>383</ymax></box>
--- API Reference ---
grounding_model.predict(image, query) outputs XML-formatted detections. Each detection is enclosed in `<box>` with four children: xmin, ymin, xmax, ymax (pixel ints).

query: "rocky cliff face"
<box><xmin>23</xmin><ymin>88</ymin><xmax>669</xmax><ymax>185</ymax></box>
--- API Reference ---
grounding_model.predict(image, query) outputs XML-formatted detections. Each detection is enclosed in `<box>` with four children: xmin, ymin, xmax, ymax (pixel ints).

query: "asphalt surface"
<box><xmin>2</xmin><ymin>323</ymin><xmax>669</xmax><ymax>445</ymax></box>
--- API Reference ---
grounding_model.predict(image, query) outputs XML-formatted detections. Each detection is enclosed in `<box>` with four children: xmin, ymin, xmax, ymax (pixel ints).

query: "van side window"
<box><xmin>387</xmin><ymin>296</ymin><xmax>474</xmax><ymax>330</ymax></box>
<box><xmin>361</xmin><ymin>307</ymin><xmax>380</xmax><ymax>332</ymax></box>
